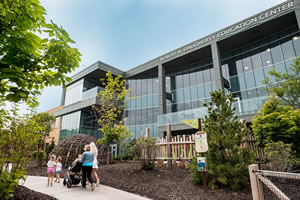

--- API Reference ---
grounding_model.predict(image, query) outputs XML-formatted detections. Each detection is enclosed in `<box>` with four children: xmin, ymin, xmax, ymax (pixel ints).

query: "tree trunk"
<box><xmin>106</xmin><ymin>144</ymin><xmax>110</xmax><ymax>165</ymax></box>
<box><xmin>35</xmin><ymin>141</ymin><xmax>40</xmax><ymax>167</ymax></box>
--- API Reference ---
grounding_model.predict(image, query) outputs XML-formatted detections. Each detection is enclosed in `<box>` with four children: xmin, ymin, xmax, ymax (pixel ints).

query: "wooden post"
<box><xmin>198</xmin><ymin>118</ymin><xmax>207</xmax><ymax>187</ymax></box>
<box><xmin>166</xmin><ymin>123</ymin><xmax>172</xmax><ymax>169</ymax></box>
<box><xmin>146</xmin><ymin>128</ymin><xmax>150</xmax><ymax>137</ymax></box>
<box><xmin>249</xmin><ymin>164</ymin><xmax>264</xmax><ymax>200</ymax></box>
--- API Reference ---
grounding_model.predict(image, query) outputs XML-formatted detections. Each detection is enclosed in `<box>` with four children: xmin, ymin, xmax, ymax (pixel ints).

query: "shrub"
<box><xmin>0</xmin><ymin>105</ymin><xmax>39</xmax><ymax>199</ymax></box>
<box><xmin>130</xmin><ymin>135</ymin><xmax>157</xmax><ymax>170</ymax></box>
<box><xmin>32</xmin><ymin>150</ymin><xmax>46</xmax><ymax>166</ymax></box>
<box><xmin>189</xmin><ymin>90</ymin><xmax>255</xmax><ymax>190</ymax></box>
<box><xmin>263</xmin><ymin>141</ymin><xmax>299</xmax><ymax>172</ymax></box>
<box><xmin>188</xmin><ymin>157</ymin><xmax>204</xmax><ymax>184</ymax></box>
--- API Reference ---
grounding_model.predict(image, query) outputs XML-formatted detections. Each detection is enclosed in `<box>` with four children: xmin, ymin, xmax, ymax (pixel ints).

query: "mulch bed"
<box><xmin>24</xmin><ymin>161</ymin><xmax>300</xmax><ymax>200</ymax></box>
<box><xmin>11</xmin><ymin>185</ymin><xmax>57</xmax><ymax>200</ymax></box>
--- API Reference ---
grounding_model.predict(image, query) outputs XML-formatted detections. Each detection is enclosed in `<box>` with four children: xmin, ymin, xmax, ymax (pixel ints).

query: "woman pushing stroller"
<box><xmin>81</xmin><ymin>144</ymin><xmax>95</xmax><ymax>191</ymax></box>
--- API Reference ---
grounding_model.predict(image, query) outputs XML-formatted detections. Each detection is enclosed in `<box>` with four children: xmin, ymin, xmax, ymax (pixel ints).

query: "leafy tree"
<box><xmin>0</xmin><ymin>103</ymin><xmax>40</xmax><ymax>199</ymax></box>
<box><xmin>252</xmin><ymin>97</ymin><xmax>300</xmax><ymax>157</ymax></box>
<box><xmin>31</xmin><ymin>112</ymin><xmax>55</xmax><ymax>166</ymax></box>
<box><xmin>190</xmin><ymin>90</ymin><xmax>255</xmax><ymax>190</ymax></box>
<box><xmin>0</xmin><ymin>0</ymin><xmax>81</xmax><ymax>106</ymax></box>
<box><xmin>113</xmin><ymin>124</ymin><xmax>133</xmax><ymax>161</ymax></box>
<box><xmin>92</xmin><ymin>71</ymin><xmax>130</xmax><ymax>164</ymax></box>
<box><xmin>264</xmin><ymin>57</ymin><xmax>300</xmax><ymax>109</ymax></box>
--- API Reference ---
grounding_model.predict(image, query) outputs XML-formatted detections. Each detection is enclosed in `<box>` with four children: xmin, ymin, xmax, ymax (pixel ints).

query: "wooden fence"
<box><xmin>156</xmin><ymin>134</ymin><xmax>264</xmax><ymax>161</ymax></box>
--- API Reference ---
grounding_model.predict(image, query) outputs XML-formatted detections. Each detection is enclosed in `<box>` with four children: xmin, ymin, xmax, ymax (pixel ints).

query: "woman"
<box><xmin>81</xmin><ymin>144</ymin><xmax>95</xmax><ymax>191</ymax></box>
<box><xmin>90</xmin><ymin>142</ymin><xmax>100</xmax><ymax>186</ymax></box>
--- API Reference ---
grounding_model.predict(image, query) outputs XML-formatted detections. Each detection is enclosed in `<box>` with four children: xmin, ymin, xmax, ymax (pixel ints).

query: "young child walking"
<box><xmin>54</xmin><ymin>157</ymin><xmax>62</xmax><ymax>183</ymax></box>
<box><xmin>47</xmin><ymin>155</ymin><xmax>56</xmax><ymax>186</ymax></box>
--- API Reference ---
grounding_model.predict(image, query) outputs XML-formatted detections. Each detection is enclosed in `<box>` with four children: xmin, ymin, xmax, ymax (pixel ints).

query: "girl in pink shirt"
<box><xmin>47</xmin><ymin>155</ymin><xmax>56</xmax><ymax>186</ymax></box>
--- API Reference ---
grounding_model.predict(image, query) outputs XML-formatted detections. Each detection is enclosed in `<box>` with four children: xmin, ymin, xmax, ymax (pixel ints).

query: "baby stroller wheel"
<box><xmin>63</xmin><ymin>179</ymin><xmax>67</xmax><ymax>186</ymax></box>
<box><xmin>67</xmin><ymin>179</ymin><xmax>72</xmax><ymax>188</ymax></box>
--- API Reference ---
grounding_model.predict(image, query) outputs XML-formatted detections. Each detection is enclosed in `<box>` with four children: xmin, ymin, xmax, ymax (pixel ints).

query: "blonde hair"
<box><xmin>50</xmin><ymin>155</ymin><xmax>56</xmax><ymax>161</ymax></box>
<box><xmin>84</xmin><ymin>144</ymin><xmax>91</xmax><ymax>151</ymax></box>
<box><xmin>90</xmin><ymin>142</ymin><xmax>98</xmax><ymax>157</ymax></box>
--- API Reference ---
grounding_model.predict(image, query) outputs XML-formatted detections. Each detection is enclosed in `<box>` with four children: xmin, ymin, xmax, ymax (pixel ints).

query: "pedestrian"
<box><xmin>90</xmin><ymin>142</ymin><xmax>100</xmax><ymax>186</ymax></box>
<box><xmin>54</xmin><ymin>156</ymin><xmax>62</xmax><ymax>183</ymax></box>
<box><xmin>47</xmin><ymin>155</ymin><xmax>56</xmax><ymax>186</ymax></box>
<box><xmin>81</xmin><ymin>144</ymin><xmax>95</xmax><ymax>191</ymax></box>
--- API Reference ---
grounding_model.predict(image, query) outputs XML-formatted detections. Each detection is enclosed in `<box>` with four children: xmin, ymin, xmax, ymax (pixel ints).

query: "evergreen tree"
<box><xmin>200</xmin><ymin>90</ymin><xmax>254</xmax><ymax>190</ymax></box>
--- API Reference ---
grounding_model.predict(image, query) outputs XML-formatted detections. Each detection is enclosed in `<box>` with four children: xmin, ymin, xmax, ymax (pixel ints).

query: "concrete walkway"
<box><xmin>23</xmin><ymin>176</ymin><xmax>151</xmax><ymax>200</ymax></box>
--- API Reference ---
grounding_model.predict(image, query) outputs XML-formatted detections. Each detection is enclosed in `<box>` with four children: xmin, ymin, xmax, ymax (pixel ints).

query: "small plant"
<box><xmin>188</xmin><ymin>157</ymin><xmax>203</xmax><ymax>184</ymax></box>
<box><xmin>263</xmin><ymin>141</ymin><xmax>298</xmax><ymax>172</ymax></box>
<box><xmin>130</xmin><ymin>135</ymin><xmax>158</xmax><ymax>170</ymax></box>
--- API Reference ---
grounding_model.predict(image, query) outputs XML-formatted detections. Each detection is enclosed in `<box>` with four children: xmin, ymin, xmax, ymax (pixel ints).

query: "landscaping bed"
<box><xmin>25</xmin><ymin>161</ymin><xmax>300</xmax><ymax>200</ymax></box>
<box><xmin>11</xmin><ymin>185</ymin><xmax>56</xmax><ymax>200</ymax></box>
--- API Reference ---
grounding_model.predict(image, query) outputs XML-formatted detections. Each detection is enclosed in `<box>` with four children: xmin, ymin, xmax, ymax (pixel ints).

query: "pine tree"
<box><xmin>202</xmin><ymin>90</ymin><xmax>254</xmax><ymax>190</ymax></box>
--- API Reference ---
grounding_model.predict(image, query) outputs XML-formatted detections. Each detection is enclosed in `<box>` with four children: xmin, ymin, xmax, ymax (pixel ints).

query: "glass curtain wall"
<box><xmin>125</xmin><ymin>77</ymin><xmax>159</xmax><ymax>138</ymax></box>
<box><xmin>166</xmin><ymin>59</ymin><xmax>216</xmax><ymax>113</ymax></box>
<box><xmin>60</xmin><ymin>111</ymin><xmax>81</xmax><ymax>140</ymax></box>
<box><xmin>221</xmin><ymin>25</ymin><xmax>300</xmax><ymax>114</ymax></box>
<box><xmin>64</xmin><ymin>79</ymin><xmax>84</xmax><ymax>106</ymax></box>
<box><xmin>79</xmin><ymin>107</ymin><xmax>102</xmax><ymax>139</ymax></box>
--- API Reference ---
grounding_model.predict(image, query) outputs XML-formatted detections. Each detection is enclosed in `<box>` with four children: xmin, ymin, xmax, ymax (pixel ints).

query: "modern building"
<box><xmin>45</xmin><ymin>106</ymin><xmax>63</xmax><ymax>146</ymax></box>
<box><xmin>53</xmin><ymin>0</ymin><xmax>300</xmax><ymax>140</ymax></box>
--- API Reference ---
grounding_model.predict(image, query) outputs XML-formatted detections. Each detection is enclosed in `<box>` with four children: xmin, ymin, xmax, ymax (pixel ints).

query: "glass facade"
<box><xmin>221</xmin><ymin>25</ymin><xmax>300</xmax><ymax>114</ymax></box>
<box><xmin>125</xmin><ymin>77</ymin><xmax>160</xmax><ymax>138</ymax></box>
<box><xmin>60</xmin><ymin>111</ymin><xmax>81</xmax><ymax>140</ymax></box>
<box><xmin>64</xmin><ymin>80</ymin><xmax>84</xmax><ymax>106</ymax></box>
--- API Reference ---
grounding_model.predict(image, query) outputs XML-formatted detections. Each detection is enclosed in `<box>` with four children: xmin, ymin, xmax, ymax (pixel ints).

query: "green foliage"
<box><xmin>130</xmin><ymin>135</ymin><xmax>158</xmax><ymax>170</ymax></box>
<box><xmin>263</xmin><ymin>141</ymin><xmax>299</xmax><ymax>172</ymax></box>
<box><xmin>115</xmin><ymin>125</ymin><xmax>133</xmax><ymax>160</ymax></box>
<box><xmin>0</xmin><ymin>0</ymin><xmax>81</xmax><ymax>107</ymax></box>
<box><xmin>93</xmin><ymin>71</ymin><xmax>131</xmax><ymax>164</ymax></box>
<box><xmin>251</xmin><ymin>97</ymin><xmax>300</xmax><ymax>157</ymax></box>
<box><xmin>45</xmin><ymin>138</ymin><xmax>56</xmax><ymax>157</ymax></box>
<box><xmin>31</xmin><ymin>112</ymin><xmax>55</xmax><ymax>166</ymax></box>
<box><xmin>263</xmin><ymin>57</ymin><xmax>300</xmax><ymax>109</ymax></box>
<box><xmin>188</xmin><ymin>157</ymin><xmax>204</xmax><ymax>184</ymax></box>
<box><xmin>32</xmin><ymin>150</ymin><xmax>46</xmax><ymax>165</ymax></box>
<box><xmin>191</xmin><ymin>90</ymin><xmax>255</xmax><ymax>190</ymax></box>
<box><xmin>0</xmin><ymin>103</ymin><xmax>40</xmax><ymax>199</ymax></box>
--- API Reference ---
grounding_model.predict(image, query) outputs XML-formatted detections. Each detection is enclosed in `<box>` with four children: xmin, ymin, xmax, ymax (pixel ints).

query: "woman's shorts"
<box><xmin>56</xmin><ymin>170</ymin><xmax>61</xmax><ymax>175</ymax></box>
<box><xmin>93</xmin><ymin>160</ymin><xmax>98</xmax><ymax>169</ymax></box>
<box><xmin>47</xmin><ymin>167</ymin><xmax>55</xmax><ymax>174</ymax></box>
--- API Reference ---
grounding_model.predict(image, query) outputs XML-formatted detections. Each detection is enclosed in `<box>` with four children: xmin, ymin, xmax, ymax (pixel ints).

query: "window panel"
<box><xmin>270</xmin><ymin>42</ymin><xmax>283</xmax><ymax>64</ymax></box>
<box><xmin>251</xmin><ymin>49</ymin><xmax>263</xmax><ymax>70</ymax></box>
<box><xmin>274</xmin><ymin>63</ymin><xmax>287</xmax><ymax>74</ymax></box>
<box><xmin>292</xmin><ymin>34</ymin><xmax>300</xmax><ymax>56</ymax></box>
<box><xmin>204</xmin><ymin>83</ymin><xmax>212</xmax><ymax>98</ymax></box>
<box><xmin>260</xmin><ymin>47</ymin><xmax>273</xmax><ymax>67</ymax></box>
<box><xmin>176</xmin><ymin>75</ymin><xmax>184</xmax><ymax>89</ymax></box>
<box><xmin>281</xmin><ymin>38</ymin><xmax>296</xmax><ymax>60</ymax></box>
<box><xmin>242</xmin><ymin>53</ymin><xmax>253</xmax><ymax>73</ymax></box>
<box><xmin>238</xmin><ymin>75</ymin><xmax>246</xmax><ymax>91</ymax></box>
<box><xmin>254</xmin><ymin>69</ymin><xmax>265</xmax><ymax>87</ymax></box>
<box><xmin>264</xmin><ymin>66</ymin><xmax>275</xmax><ymax>83</ymax></box>
<box><xmin>190</xmin><ymin>86</ymin><xmax>198</xmax><ymax>101</ymax></box>
<box><xmin>197</xmin><ymin>85</ymin><xmax>205</xmax><ymax>99</ymax></box>
<box><xmin>203</xmin><ymin>69</ymin><xmax>211</xmax><ymax>83</ymax></box>
<box><xmin>184</xmin><ymin>87</ymin><xmax>191</xmax><ymax>102</ymax></box>
<box><xmin>196</xmin><ymin>71</ymin><xmax>204</xmax><ymax>85</ymax></box>
<box><xmin>189</xmin><ymin>72</ymin><xmax>197</xmax><ymax>86</ymax></box>
<box><xmin>236</xmin><ymin>58</ymin><xmax>243</xmax><ymax>75</ymax></box>
<box><xmin>183</xmin><ymin>74</ymin><xmax>190</xmax><ymax>88</ymax></box>
<box><xmin>244</xmin><ymin>72</ymin><xmax>256</xmax><ymax>89</ymax></box>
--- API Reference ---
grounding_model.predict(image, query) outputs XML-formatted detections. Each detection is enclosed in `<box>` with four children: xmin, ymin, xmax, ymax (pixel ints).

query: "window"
<box><xmin>254</xmin><ymin>69</ymin><xmax>265</xmax><ymax>87</ymax></box>
<box><xmin>251</xmin><ymin>50</ymin><xmax>263</xmax><ymax>70</ymax></box>
<box><xmin>244</xmin><ymin>72</ymin><xmax>256</xmax><ymax>89</ymax></box>
<box><xmin>237</xmin><ymin>75</ymin><xmax>246</xmax><ymax>91</ymax></box>
<box><xmin>196</xmin><ymin>71</ymin><xmax>204</xmax><ymax>84</ymax></box>
<box><xmin>236</xmin><ymin>58</ymin><xmax>244</xmax><ymax>75</ymax></box>
<box><xmin>281</xmin><ymin>38</ymin><xmax>296</xmax><ymax>60</ymax></box>
<box><xmin>270</xmin><ymin>42</ymin><xmax>283</xmax><ymax>64</ymax></box>
<box><xmin>54</xmin><ymin>117</ymin><xmax>59</xmax><ymax>128</ymax></box>
<box><xmin>260</xmin><ymin>47</ymin><xmax>273</xmax><ymax>67</ymax></box>
<box><xmin>242</xmin><ymin>54</ymin><xmax>253</xmax><ymax>73</ymax></box>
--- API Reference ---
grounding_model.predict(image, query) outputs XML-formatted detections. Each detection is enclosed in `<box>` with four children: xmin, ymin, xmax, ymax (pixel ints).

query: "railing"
<box><xmin>81</xmin><ymin>86</ymin><xmax>104</xmax><ymax>101</ymax></box>
<box><xmin>157</xmin><ymin>96</ymin><xmax>268</xmax><ymax>127</ymax></box>
<box><xmin>249</xmin><ymin>164</ymin><xmax>300</xmax><ymax>200</ymax></box>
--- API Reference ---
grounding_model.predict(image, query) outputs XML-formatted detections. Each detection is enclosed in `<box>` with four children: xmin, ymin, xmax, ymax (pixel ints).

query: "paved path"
<box><xmin>23</xmin><ymin>176</ymin><xmax>150</xmax><ymax>200</ymax></box>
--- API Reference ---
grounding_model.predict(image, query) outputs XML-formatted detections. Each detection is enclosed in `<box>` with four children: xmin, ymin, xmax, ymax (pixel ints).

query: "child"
<box><xmin>47</xmin><ymin>155</ymin><xmax>56</xmax><ymax>186</ymax></box>
<box><xmin>54</xmin><ymin>156</ymin><xmax>62</xmax><ymax>183</ymax></box>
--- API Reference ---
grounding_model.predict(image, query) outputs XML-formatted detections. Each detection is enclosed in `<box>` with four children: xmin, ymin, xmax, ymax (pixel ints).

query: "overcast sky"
<box><xmin>33</xmin><ymin>0</ymin><xmax>285</xmax><ymax>113</ymax></box>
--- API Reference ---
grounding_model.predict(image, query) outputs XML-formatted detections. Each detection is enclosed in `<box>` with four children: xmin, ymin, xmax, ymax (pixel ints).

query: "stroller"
<box><xmin>63</xmin><ymin>159</ymin><xmax>82</xmax><ymax>188</ymax></box>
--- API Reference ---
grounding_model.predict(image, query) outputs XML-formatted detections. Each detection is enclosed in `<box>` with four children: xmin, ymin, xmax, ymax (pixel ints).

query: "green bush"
<box><xmin>130</xmin><ymin>135</ymin><xmax>157</xmax><ymax>170</ymax></box>
<box><xmin>263</xmin><ymin>141</ymin><xmax>299</xmax><ymax>171</ymax></box>
<box><xmin>188</xmin><ymin>157</ymin><xmax>203</xmax><ymax>184</ymax></box>
<box><xmin>32</xmin><ymin>150</ymin><xmax>46</xmax><ymax>165</ymax></box>
<box><xmin>0</xmin><ymin>105</ymin><xmax>40</xmax><ymax>199</ymax></box>
<box><xmin>189</xmin><ymin>90</ymin><xmax>255</xmax><ymax>190</ymax></box>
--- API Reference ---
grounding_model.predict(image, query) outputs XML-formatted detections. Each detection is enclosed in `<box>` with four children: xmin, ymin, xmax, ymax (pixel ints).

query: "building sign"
<box><xmin>195</xmin><ymin>131</ymin><xmax>208</xmax><ymax>153</ymax></box>
<box><xmin>160</xmin><ymin>1</ymin><xmax>294</xmax><ymax>62</ymax></box>
<box><xmin>197</xmin><ymin>157</ymin><xmax>206</xmax><ymax>172</ymax></box>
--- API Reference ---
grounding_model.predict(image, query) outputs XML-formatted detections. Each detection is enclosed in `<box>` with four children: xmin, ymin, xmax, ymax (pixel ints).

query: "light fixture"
<box><xmin>266</xmin><ymin>60</ymin><xmax>270</xmax><ymax>64</ymax></box>
<box><xmin>244</xmin><ymin>67</ymin><xmax>249</xmax><ymax>70</ymax></box>
<box><xmin>293</xmin><ymin>36</ymin><xmax>299</xmax><ymax>40</ymax></box>
<box><xmin>266</xmin><ymin>48</ymin><xmax>271</xmax><ymax>52</ymax></box>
